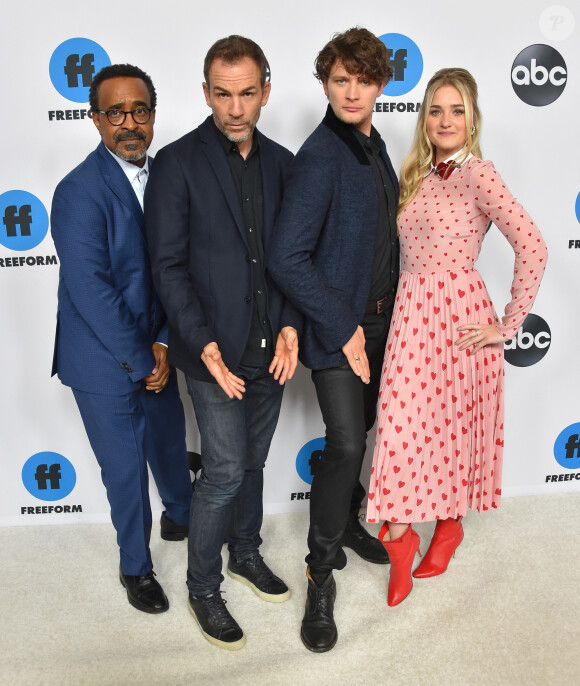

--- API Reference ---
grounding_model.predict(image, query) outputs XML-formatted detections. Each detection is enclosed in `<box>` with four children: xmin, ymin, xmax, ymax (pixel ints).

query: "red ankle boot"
<box><xmin>379</xmin><ymin>523</ymin><xmax>421</xmax><ymax>606</ymax></box>
<box><xmin>412</xmin><ymin>517</ymin><xmax>464</xmax><ymax>578</ymax></box>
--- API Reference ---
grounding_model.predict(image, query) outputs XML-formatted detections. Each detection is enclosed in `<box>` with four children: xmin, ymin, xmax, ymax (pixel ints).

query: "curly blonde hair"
<box><xmin>398</xmin><ymin>68</ymin><xmax>483</xmax><ymax>217</ymax></box>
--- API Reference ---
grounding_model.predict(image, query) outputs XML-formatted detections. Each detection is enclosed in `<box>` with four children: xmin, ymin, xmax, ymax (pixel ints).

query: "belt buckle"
<box><xmin>376</xmin><ymin>291</ymin><xmax>393</xmax><ymax>314</ymax></box>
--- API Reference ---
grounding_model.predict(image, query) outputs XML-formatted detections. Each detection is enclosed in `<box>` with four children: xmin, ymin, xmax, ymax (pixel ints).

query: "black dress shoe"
<box><xmin>119</xmin><ymin>568</ymin><xmax>169</xmax><ymax>613</ymax></box>
<box><xmin>341</xmin><ymin>511</ymin><xmax>390</xmax><ymax>564</ymax></box>
<box><xmin>300</xmin><ymin>570</ymin><xmax>337</xmax><ymax>653</ymax></box>
<box><xmin>160</xmin><ymin>511</ymin><xmax>189</xmax><ymax>541</ymax></box>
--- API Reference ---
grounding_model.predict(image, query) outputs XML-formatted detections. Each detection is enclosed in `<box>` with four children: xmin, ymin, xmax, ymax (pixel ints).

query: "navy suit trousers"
<box><xmin>72</xmin><ymin>372</ymin><xmax>191</xmax><ymax>576</ymax></box>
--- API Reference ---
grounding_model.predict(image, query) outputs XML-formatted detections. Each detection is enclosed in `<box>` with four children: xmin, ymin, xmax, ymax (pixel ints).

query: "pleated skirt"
<box><xmin>367</xmin><ymin>268</ymin><xmax>505</xmax><ymax>523</ymax></box>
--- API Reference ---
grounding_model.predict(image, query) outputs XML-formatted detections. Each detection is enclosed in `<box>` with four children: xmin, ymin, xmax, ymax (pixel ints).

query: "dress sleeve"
<box><xmin>471</xmin><ymin>160</ymin><xmax>548</xmax><ymax>339</ymax></box>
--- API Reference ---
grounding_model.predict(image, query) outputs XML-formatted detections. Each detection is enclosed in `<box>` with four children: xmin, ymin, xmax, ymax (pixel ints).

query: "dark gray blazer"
<box><xmin>268</xmin><ymin>106</ymin><xmax>399</xmax><ymax>370</ymax></box>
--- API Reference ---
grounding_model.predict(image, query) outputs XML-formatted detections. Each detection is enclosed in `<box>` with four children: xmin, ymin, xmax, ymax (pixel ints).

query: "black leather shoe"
<box><xmin>300</xmin><ymin>570</ymin><xmax>337</xmax><ymax>653</ymax></box>
<box><xmin>119</xmin><ymin>568</ymin><xmax>169</xmax><ymax>613</ymax></box>
<box><xmin>188</xmin><ymin>592</ymin><xmax>245</xmax><ymax>650</ymax></box>
<box><xmin>227</xmin><ymin>554</ymin><xmax>290</xmax><ymax>602</ymax></box>
<box><xmin>341</xmin><ymin>511</ymin><xmax>390</xmax><ymax>564</ymax></box>
<box><xmin>160</xmin><ymin>511</ymin><xmax>189</xmax><ymax>541</ymax></box>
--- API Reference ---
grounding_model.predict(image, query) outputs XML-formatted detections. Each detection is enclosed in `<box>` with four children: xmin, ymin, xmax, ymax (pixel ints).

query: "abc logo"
<box><xmin>511</xmin><ymin>44</ymin><xmax>567</xmax><ymax>106</ymax></box>
<box><xmin>553</xmin><ymin>423</ymin><xmax>580</xmax><ymax>471</ymax></box>
<box><xmin>504</xmin><ymin>313</ymin><xmax>550</xmax><ymax>367</ymax></box>
<box><xmin>49</xmin><ymin>38</ymin><xmax>111</xmax><ymax>103</ymax></box>
<box><xmin>0</xmin><ymin>190</ymin><xmax>49</xmax><ymax>251</ymax></box>
<box><xmin>21</xmin><ymin>452</ymin><xmax>77</xmax><ymax>501</ymax></box>
<box><xmin>379</xmin><ymin>33</ymin><xmax>423</xmax><ymax>97</ymax></box>
<box><xmin>296</xmin><ymin>437</ymin><xmax>326</xmax><ymax>486</ymax></box>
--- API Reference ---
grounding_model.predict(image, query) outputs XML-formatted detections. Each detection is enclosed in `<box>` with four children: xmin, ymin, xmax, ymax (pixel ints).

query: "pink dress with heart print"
<box><xmin>366</xmin><ymin>157</ymin><xmax>547</xmax><ymax>524</ymax></box>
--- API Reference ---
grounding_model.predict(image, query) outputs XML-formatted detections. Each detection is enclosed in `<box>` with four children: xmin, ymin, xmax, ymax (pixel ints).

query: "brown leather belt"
<box><xmin>366</xmin><ymin>289</ymin><xmax>395</xmax><ymax>315</ymax></box>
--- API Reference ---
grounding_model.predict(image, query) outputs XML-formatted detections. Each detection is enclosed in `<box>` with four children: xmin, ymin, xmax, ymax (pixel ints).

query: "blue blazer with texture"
<box><xmin>268</xmin><ymin>106</ymin><xmax>399</xmax><ymax>370</ymax></box>
<box><xmin>51</xmin><ymin>142</ymin><xmax>166</xmax><ymax>394</ymax></box>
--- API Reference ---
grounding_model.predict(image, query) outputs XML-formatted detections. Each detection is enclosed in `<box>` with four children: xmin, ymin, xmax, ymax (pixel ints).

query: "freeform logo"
<box><xmin>295</xmin><ymin>437</ymin><xmax>326</xmax><ymax>486</ymax></box>
<box><xmin>0</xmin><ymin>190</ymin><xmax>49</xmax><ymax>252</ymax></box>
<box><xmin>569</xmin><ymin>191</ymin><xmax>580</xmax><ymax>249</ymax></box>
<box><xmin>504</xmin><ymin>314</ymin><xmax>551</xmax><ymax>367</ymax></box>
<box><xmin>511</xmin><ymin>44</ymin><xmax>567</xmax><ymax>106</ymax></box>
<box><xmin>546</xmin><ymin>423</ymin><xmax>580</xmax><ymax>482</ymax></box>
<box><xmin>21</xmin><ymin>452</ymin><xmax>77</xmax><ymax>501</ymax></box>
<box><xmin>49</xmin><ymin>38</ymin><xmax>111</xmax><ymax>103</ymax></box>
<box><xmin>379</xmin><ymin>33</ymin><xmax>423</xmax><ymax>97</ymax></box>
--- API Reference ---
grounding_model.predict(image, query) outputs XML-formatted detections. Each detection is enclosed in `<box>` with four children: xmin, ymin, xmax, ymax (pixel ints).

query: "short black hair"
<box><xmin>89</xmin><ymin>63</ymin><xmax>157</xmax><ymax>114</ymax></box>
<box><xmin>204</xmin><ymin>35</ymin><xmax>269</xmax><ymax>87</ymax></box>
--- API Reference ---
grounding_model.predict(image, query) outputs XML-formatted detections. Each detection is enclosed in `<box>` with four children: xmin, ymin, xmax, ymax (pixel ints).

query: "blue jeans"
<box><xmin>185</xmin><ymin>365</ymin><xmax>284</xmax><ymax>596</ymax></box>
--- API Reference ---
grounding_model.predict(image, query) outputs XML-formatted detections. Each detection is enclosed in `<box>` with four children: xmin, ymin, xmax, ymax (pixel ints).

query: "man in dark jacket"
<box><xmin>269</xmin><ymin>28</ymin><xmax>399</xmax><ymax>652</ymax></box>
<box><xmin>145</xmin><ymin>36</ymin><xmax>300</xmax><ymax>651</ymax></box>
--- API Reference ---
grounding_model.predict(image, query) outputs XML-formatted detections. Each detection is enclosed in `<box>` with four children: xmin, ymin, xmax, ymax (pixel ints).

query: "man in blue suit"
<box><xmin>51</xmin><ymin>64</ymin><xmax>191</xmax><ymax>614</ymax></box>
<box><xmin>269</xmin><ymin>28</ymin><xmax>399</xmax><ymax>652</ymax></box>
<box><xmin>145</xmin><ymin>36</ymin><xmax>300</xmax><ymax>650</ymax></box>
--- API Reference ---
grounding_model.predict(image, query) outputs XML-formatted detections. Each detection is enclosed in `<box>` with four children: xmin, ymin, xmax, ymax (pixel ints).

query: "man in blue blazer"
<box><xmin>269</xmin><ymin>28</ymin><xmax>399</xmax><ymax>652</ymax></box>
<box><xmin>145</xmin><ymin>36</ymin><xmax>301</xmax><ymax>651</ymax></box>
<box><xmin>51</xmin><ymin>64</ymin><xmax>191</xmax><ymax>614</ymax></box>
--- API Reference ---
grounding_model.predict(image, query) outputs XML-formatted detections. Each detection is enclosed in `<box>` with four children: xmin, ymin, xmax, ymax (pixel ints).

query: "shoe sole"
<box><xmin>119</xmin><ymin>576</ymin><xmax>169</xmax><ymax>614</ymax></box>
<box><xmin>300</xmin><ymin>629</ymin><xmax>337</xmax><ymax>653</ymax></box>
<box><xmin>160</xmin><ymin>530</ymin><xmax>188</xmax><ymax>541</ymax></box>
<box><xmin>188</xmin><ymin>601</ymin><xmax>245</xmax><ymax>651</ymax></box>
<box><xmin>227</xmin><ymin>569</ymin><xmax>291</xmax><ymax>603</ymax></box>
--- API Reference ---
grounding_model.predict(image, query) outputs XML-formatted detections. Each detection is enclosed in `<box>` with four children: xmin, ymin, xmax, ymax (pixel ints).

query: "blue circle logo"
<box><xmin>575</xmin><ymin>191</ymin><xmax>580</xmax><ymax>223</ymax></box>
<box><xmin>379</xmin><ymin>33</ymin><xmax>423</xmax><ymax>96</ymax></box>
<box><xmin>0</xmin><ymin>190</ymin><xmax>49</xmax><ymax>251</ymax></box>
<box><xmin>22</xmin><ymin>452</ymin><xmax>76</xmax><ymax>501</ymax></box>
<box><xmin>296</xmin><ymin>437</ymin><xmax>326</xmax><ymax>485</ymax></box>
<box><xmin>49</xmin><ymin>38</ymin><xmax>111</xmax><ymax>103</ymax></box>
<box><xmin>553</xmin><ymin>424</ymin><xmax>580</xmax><ymax>470</ymax></box>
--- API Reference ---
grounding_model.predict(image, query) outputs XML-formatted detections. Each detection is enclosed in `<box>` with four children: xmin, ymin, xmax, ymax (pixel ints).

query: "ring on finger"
<box><xmin>354</xmin><ymin>356</ymin><xmax>360</xmax><ymax>362</ymax></box>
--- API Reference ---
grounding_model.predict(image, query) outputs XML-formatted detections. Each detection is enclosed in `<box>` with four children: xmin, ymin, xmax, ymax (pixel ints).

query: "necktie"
<box><xmin>135</xmin><ymin>168</ymin><xmax>148</xmax><ymax>209</ymax></box>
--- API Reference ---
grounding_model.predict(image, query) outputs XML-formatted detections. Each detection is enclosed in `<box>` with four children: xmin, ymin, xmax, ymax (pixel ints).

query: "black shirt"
<box><xmin>353</xmin><ymin>128</ymin><xmax>398</xmax><ymax>306</ymax></box>
<box><xmin>213</xmin><ymin>119</ymin><xmax>273</xmax><ymax>366</ymax></box>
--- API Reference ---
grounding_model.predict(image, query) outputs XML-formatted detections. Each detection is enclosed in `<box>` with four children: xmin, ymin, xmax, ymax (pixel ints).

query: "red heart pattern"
<box><xmin>366</xmin><ymin>158</ymin><xmax>547</xmax><ymax>524</ymax></box>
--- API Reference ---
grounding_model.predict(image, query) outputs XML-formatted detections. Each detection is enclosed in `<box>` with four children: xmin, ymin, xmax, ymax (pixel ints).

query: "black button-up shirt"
<box><xmin>213</xmin><ymin>119</ymin><xmax>273</xmax><ymax>366</ymax></box>
<box><xmin>353</xmin><ymin>128</ymin><xmax>398</xmax><ymax>306</ymax></box>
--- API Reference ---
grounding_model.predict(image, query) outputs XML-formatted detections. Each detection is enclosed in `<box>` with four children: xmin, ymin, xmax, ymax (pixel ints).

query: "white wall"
<box><xmin>1</xmin><ymin>0</ymin><xmax>578</xmax><ymax>525</ymax></box>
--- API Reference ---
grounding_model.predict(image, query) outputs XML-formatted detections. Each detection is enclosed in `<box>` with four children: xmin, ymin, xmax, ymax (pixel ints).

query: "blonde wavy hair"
<box><xmin>398</xmin><ymin>68</ymin><xmax>483</xmax><ymax>218</ymax></box>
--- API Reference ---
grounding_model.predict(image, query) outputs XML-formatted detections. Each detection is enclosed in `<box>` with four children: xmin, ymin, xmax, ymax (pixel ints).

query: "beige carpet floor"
<box><xmin>1</xmin><ymin>492</ymin><xmax>578</xmax><ymax>686</ymax></box>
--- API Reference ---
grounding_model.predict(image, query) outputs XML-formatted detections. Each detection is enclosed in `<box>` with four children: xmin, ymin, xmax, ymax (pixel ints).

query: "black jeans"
<box><xmin>306</xmin><ymin>308</ymin><xmax>392</xmax><ymax>573</ymax></box>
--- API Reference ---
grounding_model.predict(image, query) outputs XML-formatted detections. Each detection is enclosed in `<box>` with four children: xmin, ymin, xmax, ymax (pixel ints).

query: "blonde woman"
<box><xmin>367</xmin><ymin>68</ymin><xmax>547</xmax><ymax>606</ymax></box>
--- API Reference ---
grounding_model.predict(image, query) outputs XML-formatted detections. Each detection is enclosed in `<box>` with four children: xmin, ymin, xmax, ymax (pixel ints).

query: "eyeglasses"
<box><xmin>96</xmin><ymin>107</ymin><xmax>152</xmax><ymax>126</ymax></box>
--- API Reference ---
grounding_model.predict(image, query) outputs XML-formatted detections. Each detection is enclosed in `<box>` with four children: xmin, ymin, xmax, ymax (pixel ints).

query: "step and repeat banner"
<box><xmin>1</xmin><ymin>1</ymin><xmax>578</xmax><ymax>525</ymax></box>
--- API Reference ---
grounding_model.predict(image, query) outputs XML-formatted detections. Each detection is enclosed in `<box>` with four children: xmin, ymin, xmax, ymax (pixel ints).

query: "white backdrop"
<box><xmin>1</xmin><ymin>0</ymin><xmax>578</xmax><ymax>526</ymax></box>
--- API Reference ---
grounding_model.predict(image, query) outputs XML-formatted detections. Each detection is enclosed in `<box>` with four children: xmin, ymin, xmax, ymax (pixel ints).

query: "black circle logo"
<box><xmin>511</xmin><ymin>44</ymin><xmax>567</xmax><ymax>106</ymax></box>
<box><xmin>504</xmin><ymin>314</ymin><xmax>551</xmax><ymax>367</ymax></box>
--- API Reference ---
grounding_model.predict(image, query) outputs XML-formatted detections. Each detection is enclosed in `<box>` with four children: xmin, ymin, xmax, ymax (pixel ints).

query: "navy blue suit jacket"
<box><xmin>51</xmin><ymin>142</ymin><xmax>166</xmax><ymax>394</ymax></box>
<box><xmin>269</xmin><ymin>106</ymin><xmax>399</xmax><ymax>370</ymax></box>
<box><xmin>144</xmin><ymin>116</ymin><xmax>300</xmax><ymax>382</ymax></box>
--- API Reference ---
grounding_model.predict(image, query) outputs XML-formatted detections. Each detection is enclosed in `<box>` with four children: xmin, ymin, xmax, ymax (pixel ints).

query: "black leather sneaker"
<box><xmin>188</xmin><ymin>592</ymin><xmax>245</xmax><ymax>650</ymax></box>
<box><xmin>300</xmin><ymin>569</ymin><xmax>337</xmax><ymax>652</ymax></box>
<box><xmin>227</xmin><ymin>554</ymin><xmax>290</xmax><ymax>602</ymax></box>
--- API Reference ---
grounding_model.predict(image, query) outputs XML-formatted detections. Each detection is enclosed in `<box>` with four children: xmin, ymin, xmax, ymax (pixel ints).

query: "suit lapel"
<box><xmin>198</xmin><ymin>118</ymin><xmax>247</xmax><ymax>245</ymax></box>
<box><xmin>95</xmin><ymin>142</ymin><xmax>146</xmax><ymax>233</ymax></box>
